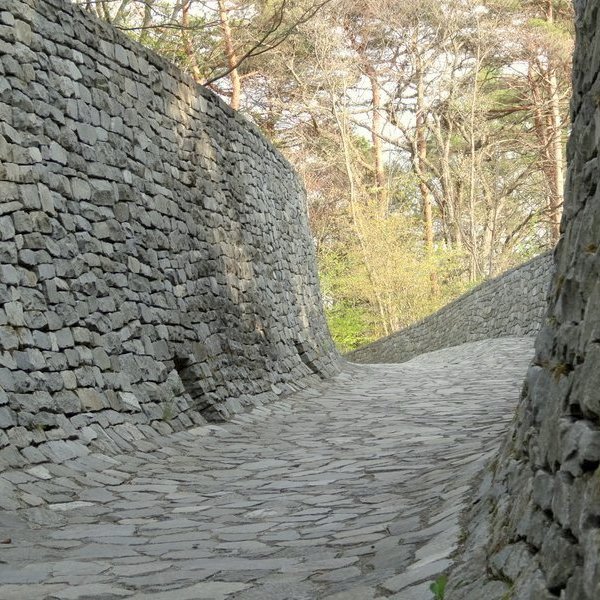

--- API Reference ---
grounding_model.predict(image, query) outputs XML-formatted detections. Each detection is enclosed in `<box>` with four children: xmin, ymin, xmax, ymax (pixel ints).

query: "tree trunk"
<box><xmin>100</xmin><ymin>0</ymin><xmax>112</xmax><ymax>22</ymax></box>
<box><xmin>548</xmin><ymin>67</ymin><xmax>564</xmax><ymax>242</ymax></box>
<box><xmin>365</xmin><ymin>64</ymin><xmax>387</xmax><ymax>211</ymax></box>
<box><xmin>218</xmin><ymin>0</ymin><xmax>242</xmax><ymax>110</ymax></box>
<box><xmin>543</xmin><ymin>0</ymin><xmax>564</xmax><ymax>244</ymax></box>
<box><xmin>431</xmin><ymin>115</ymin><xmax>462</xmax><ymax>249</ymax></box>
<box><xmin>415</xmin><ymin>57</ymin><xmax>438</xmax><ymax>295</ymax></box>
<box><xmin>467</xmin><ymin>18</ymin><xmax>482</xmax><ymax>282</ymax></box>
<box><xmin>138</xmin><ymin>0</ymin><xmax>154</xmax><ymax>44</ymax></box>
<box><xmin>416</xmin><ymin>64</ymin><xmax>434</xmax><ymax>253</ymax></box>
<box><xmin>182</xmin><ymin>0</ymin><xmax>203</xmax><ymax>82</ymax></box>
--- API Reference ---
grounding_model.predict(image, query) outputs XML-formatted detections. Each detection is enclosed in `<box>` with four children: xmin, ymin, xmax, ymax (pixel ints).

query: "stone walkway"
<box><xmin>0</xmin><ymin>337</ymin><xmax>534</xmax><ymax>600</ymax></box>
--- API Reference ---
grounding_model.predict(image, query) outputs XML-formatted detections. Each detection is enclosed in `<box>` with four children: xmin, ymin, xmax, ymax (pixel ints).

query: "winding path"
<box><xmin>0</xmin><ymin>337</ymin><xmax>533</xmax><ymax>600</ymax></box>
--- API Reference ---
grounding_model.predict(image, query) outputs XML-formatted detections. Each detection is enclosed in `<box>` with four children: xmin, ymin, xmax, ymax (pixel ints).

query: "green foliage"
<box><xmin>551</xmin><ymin>361</ymin><xmax>572</xmax><ymax>381</ymax></box>
<box><xmin>527</xmin><ymin>17</ymin><xmax>573</xmax><ymax>38</ymax></box>
<box><xmin>325</xmin><ymin>303</ymin><xmax>376</xmax><ymax>353</ymax></box>
<box><xmin>318</xmin><ymin>200</ymin><xmax>472</xmax><ymax>353</ymax></box>
<box><xmin>430</xmin><ymin>575</ymin><xmax>447</xmax><ymax>600</ymax></box>
<box><xmin>162</xmin><ymin>401</ymin><xmax>174</xmax><ymax>422</ymax></box>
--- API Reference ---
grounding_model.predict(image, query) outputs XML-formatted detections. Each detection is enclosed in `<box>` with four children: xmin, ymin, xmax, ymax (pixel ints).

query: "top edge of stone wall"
<box><xmin>20</xmin><ymin>0</ymin><xmax>297</xmax><ymax>176</ymax></box>
<box><xmin>408</xmin><ymin>251</ymin><xmax>553</xmax><ymax>325</ymax></box>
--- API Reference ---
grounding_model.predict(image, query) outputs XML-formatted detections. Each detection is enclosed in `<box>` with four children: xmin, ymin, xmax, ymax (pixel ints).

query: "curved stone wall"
<box><xmin>447</xmin><ymin>2</ymin><xmax>600</xmax><ymax>598</ymax></box>
<box><xmin>0</xmin><ymin>0</ymin><xmax>338</xmax><ymax>469</ymax></box>
<box><xmin>348</xmin><ymin>253</ymin><xmax>553</xmax><ymax>364</ymax></box>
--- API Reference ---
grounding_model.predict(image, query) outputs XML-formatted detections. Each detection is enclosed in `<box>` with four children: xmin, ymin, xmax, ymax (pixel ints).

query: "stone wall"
<box><xmin>0</xmin><ymin>0</ymin><xmax>338</xmax><ymax>469</ymax></box>
<box><xmin>447</xmin><ymin>2</ymin><xmax>600</xmax><ymax>598</ymax></box>
<box><xmin>348</xmin><ymin>253</ymin><xmax>553</xmax><ymax>364</ymax></box>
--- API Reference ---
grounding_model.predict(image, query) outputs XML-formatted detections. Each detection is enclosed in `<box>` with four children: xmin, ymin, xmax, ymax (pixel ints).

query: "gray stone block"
<box><xmin>0</xmin><ymin>215</ymin><xmax>15</xmax><ymax>240</ymax></box>
<box><xmin>76</xmin><ymin>388</ymin><xmax>107</xmax><ymax>411</ymax></box>
<box><xmin>14</xmin><ymin>348</ymin><xmax>45</xmax><ymax>370</ymax></box>
<box><xmin>0</xmin><ymin>325</ymin><xmax>18</xmax><ymax>350</ymax></box>
<box><xmin>0</xmin><ymin>264</ymin><xmax>20</xmax><ymax>284</ymax></box>
<box><xmin>0</xmin><ymin>406</ymin><xmax>17</xmax><ymax>428</ymax></box>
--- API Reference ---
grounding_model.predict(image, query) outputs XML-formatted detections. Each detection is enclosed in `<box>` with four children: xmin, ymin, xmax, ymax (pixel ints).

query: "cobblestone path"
<box><xmin>0</xmin><ymin>338</ymin><xmax>534</xmax><ymax>600</ymax></box>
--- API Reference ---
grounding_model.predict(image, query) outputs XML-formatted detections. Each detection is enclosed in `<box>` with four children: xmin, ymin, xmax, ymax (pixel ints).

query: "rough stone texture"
<box><xmin>447</xmin><ymin>2</ymin><xmax>600</xmax><ymax>598</ymax></box>
<box><xmin>348</xmin><ymin>253</ymin><xmax>553</xmax><ymax>364</ymax></box>
<box><xmin>0</xmin><ymin>0</ymin><xmax>338</xmax><ymax>469</ymax></box>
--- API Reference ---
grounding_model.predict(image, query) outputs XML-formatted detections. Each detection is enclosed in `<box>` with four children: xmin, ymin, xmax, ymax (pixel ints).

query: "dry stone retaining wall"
<box><xmin>0</xmin><ymin>0</ymin><xmax>338</xmax><ymax>469</ymax></box>
<box><xmin>348</xmin><ymin>253</ymin><xmax>553</xmax><ymax>364</ymax></box>
<box><xmin>447</xmin><ymin>1</ymin><xmax>600</xmax><ymax>598</ymax></box>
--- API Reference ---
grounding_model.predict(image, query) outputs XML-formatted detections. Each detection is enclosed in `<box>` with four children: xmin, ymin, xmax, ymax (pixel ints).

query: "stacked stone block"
<box><xmin>0</xmin><ymin>0</ymin><xmax>338</xmax><ymax>470</ymax></box>
<box><xmin>348</xmin><ymin>253</ymin><xmax>553</xmax><ymax>364</ymax></box>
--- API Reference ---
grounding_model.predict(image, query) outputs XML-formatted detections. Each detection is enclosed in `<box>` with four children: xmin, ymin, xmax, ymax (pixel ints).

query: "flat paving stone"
<box><xmin>0</xmin><ymin>338</ymin><xmax>533</xmax><ymax>599</ymax></box>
